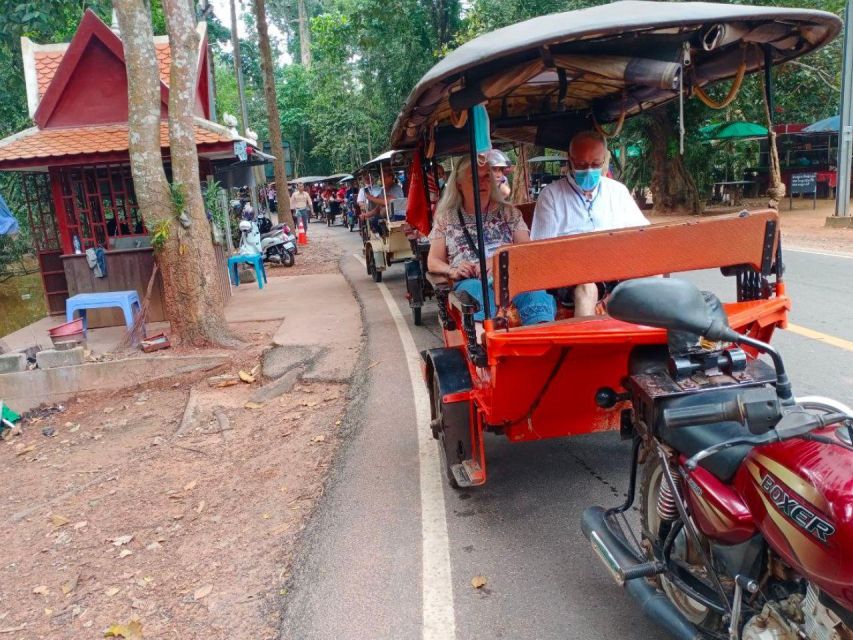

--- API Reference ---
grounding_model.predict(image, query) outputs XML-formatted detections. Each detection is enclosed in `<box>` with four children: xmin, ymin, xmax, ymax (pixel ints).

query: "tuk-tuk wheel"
<box><xmin>412</xmin><ymin>306</ymin><xmax>422</xmax><ymax>326</ymax></box>
<box><xmin>365</xmin><ymin>245</ymin><xmax>374</xmax><ymax>277</ymax></box>
<box><xmin>431</xmin><ymin>375</ymin><xmax>461</xmax><ymax>489</ymax></box>
<box><xmin>372</xmin><ymin>266</ymin><xmax>383</xmax><ymax>283</ymax></box>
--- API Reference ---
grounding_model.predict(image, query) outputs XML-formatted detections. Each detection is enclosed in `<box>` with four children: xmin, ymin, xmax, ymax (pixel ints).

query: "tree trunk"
<box><xmin>648</xmin><ymin>109</ymin><xmax>703</xmax><ymax>215</ymax></box>
<box><xmin>511</xmin><ymin>144</ymin><xmax>531</xmax><ymax>204</ymax></box>
<box><xmin>297</xmin><ymin>0</ymin><xmax>312</xmax><ymax>68</ymax></box>
<box><xmin>229</xmin><ymin>0</ymin><xmax>250</xmax><ymax>134</ymax></box>
<box><xmin>160</xmin><ymin>0</ymin><xmax>233</xmax><ymax>347</ymax></box>
<box><xmin>761</xmin><ymin>73</ymin><xmax>785</xmax><ymax>208</ymax></box>
<box><xmin>113</xmin><ymin>0</ymin><xmax>185</xmax><ymax>342</ymax></box>
<box><xmin>253</xmin><ymin>0</ymin><xmax>293</xmax><ymax>226</ymax></box>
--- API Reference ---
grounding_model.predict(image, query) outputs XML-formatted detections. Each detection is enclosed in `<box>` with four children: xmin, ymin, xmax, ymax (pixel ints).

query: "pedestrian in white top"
<box><xmin>531</xmin><ymin>130</ymin><xmax>649</xmax><ymax>316</ymax></box>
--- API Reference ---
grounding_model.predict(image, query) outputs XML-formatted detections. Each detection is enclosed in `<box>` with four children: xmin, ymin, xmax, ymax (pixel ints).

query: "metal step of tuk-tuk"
<box><xmin>450</xmin><ymin>459</ymin><xmax>485</xmax><ymax>488</ymax></box>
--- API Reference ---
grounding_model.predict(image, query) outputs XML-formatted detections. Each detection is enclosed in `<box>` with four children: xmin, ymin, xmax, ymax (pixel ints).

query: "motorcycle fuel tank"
<box><xmin>735</xmin><ymin>429</ymin><xmax>853</xmax><ymax>611</ymax></box>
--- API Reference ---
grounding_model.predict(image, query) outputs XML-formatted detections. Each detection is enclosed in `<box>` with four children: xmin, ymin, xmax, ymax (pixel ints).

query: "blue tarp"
<box><xmin>803</xmin><ymin>115</ymin><xmax>840</xmax><ymax>133</ymax></box>
<box><xmin>0</xmin><ymin>193</ymin><xmax>20</xmax><ymax>236</ymax></box>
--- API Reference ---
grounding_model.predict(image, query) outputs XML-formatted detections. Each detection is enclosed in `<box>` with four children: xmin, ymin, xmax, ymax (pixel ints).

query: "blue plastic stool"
<box><xmin>228</xmin><ymin>254</ymin><xmax>267</xmax><ymax>289</ymax></box>
<box><xmin>65</xmin><ymin>290</ymin><xmax>141</xmax><ymax>331</ymax></box>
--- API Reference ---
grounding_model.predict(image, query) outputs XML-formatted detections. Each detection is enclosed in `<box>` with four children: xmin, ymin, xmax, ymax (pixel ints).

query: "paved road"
<box><xmin>281</xmin><ymin>223</ymin><xmax>853</xmax><ymax>640</ymax></box>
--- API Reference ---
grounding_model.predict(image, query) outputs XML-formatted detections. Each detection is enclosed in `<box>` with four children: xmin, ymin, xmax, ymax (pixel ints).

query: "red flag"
<box><xmin>406</xmin><ymin>153</ymin><xmax>431</xmax><ymax>236</ymax></box>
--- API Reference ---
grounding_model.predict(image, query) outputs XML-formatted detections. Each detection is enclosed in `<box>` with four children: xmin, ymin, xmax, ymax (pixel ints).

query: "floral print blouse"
<box><xmin>429</xmin><ymin>203</ymin><xmax>527</xmax><ymax>269</ymax></box>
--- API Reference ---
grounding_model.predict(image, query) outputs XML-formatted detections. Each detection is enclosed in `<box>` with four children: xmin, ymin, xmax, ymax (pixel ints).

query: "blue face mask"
<box><xmin>573</xmin><ymin>168</ymin><xmax>602</xmax><ymax>191</ymax></box>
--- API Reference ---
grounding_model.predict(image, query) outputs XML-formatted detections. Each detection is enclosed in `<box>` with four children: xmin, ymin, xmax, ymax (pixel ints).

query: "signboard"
<box><xmin>263</xmin><ymin>141</ymin><xmax>293</xmax><ymax>180</ymax></box>
<box><xmin>234</xmin><ymin>140</ymin><xmax>247</xmax><ymax>162</ymax></box>
<box><xmin>790</xmin><ymin>172</ymin><xmax>817</xmax><ymax>210</ymax></box>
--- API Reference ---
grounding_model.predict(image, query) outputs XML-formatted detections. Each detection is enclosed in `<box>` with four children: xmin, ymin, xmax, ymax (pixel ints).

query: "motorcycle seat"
<box><xmin>657</xmin><ymin>392</ymin><xmax>754</xmax><ymax>483</ymax></box>
<box><xmin>260</xmin><ymin>231</ymin><xmax>281</xmax><ymax>241</ymax></box>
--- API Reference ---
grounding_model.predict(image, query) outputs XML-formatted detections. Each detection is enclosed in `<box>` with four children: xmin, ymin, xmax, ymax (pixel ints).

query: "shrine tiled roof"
<box><xmin>0</xmin><ymin>119</ymin><xmax>242</xmax><ymax>169</ymax></box>
<box><xmin>30</xmin><ymin>41</ymin><xmax>174</xmax><ymax>102</ymax></box>
<box><xmin>34</xmin><ymin>51</ymin><xmax>64</xmax><ymax>98</ymax></box>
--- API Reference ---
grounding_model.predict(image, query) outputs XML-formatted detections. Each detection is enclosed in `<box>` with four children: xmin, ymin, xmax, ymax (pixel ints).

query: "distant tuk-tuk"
<box><xmin>356</xmin><ymin>150</ymin><xmax>415</xmax><ymax>282</ymax></box>
<box><xmin>389</xmin><ymin>0</ymin><xmax>838</xmax><ymax>488</ymax></box>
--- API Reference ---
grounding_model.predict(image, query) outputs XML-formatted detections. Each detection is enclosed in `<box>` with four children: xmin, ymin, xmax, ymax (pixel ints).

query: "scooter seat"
<box><xmin>656</xmin><ymin>392</ymin><xmax>754</xmax><ymax>483</ymax></box>
<box><xmin>260</xmin><ymin>231</ymin><xmax>281</xmax><ymax>241</ymax></box>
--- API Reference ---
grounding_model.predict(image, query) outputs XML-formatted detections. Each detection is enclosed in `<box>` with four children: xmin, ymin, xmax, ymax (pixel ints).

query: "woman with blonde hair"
<box><xmin>427</xmin><ymin>152</ymin><xmax>555</xmax><ymax>325</ymax></box>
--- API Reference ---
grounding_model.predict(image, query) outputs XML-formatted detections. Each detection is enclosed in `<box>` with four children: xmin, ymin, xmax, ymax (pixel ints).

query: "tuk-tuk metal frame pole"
<box><xmin>834</xmin><ymin>0</ymin><xmax>853</xmax><ymax>219</ymax></box>
<box><xmin>467</xmin><ymin>107</ymin><xmax>492</xmax><ymax>320</ymax></box>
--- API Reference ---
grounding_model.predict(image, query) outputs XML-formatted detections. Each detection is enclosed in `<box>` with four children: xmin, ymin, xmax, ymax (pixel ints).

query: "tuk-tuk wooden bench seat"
<box><xmin>491</xmin><ymin>210</ymin><xmax>780</xmax><ymax>309</ymax></box>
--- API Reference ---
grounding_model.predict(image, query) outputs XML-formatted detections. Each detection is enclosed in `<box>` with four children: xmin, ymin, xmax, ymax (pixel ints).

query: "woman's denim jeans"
<box><xmin>454</xmin><ymin>278</ymin><xmax>555</xmax><ymax>325</ymax></box>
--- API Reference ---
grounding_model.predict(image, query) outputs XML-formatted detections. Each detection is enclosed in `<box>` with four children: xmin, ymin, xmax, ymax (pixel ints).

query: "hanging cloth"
<box><xmin>0</xmin><ymin>193</ymin><xmax>19</xmax><ymax>236</ymax></box>
<box><xmin>472</xmin><ymin>104</ymin><xmax>492</xmax><ymax>154</ymax></box>
<box><xmin>406</xmin><ymin>152</ymin><xmax>431</xmax><ymax>236</ymax></box>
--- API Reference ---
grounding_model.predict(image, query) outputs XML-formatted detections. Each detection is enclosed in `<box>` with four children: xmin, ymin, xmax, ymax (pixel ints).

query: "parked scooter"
<box><xmin>258</xmin><ymin>212</ymin><xmax>298</xmax><ymax>256</ymax></box>
<box><xmin>582</xmin><ymin>277</ymin><xmax>853</xmax><ymax>640</ymax></box>
<box><xmin>238</xmin><ymin>217</ymin><xmax>295</xmax><ymax>267</ymax></box>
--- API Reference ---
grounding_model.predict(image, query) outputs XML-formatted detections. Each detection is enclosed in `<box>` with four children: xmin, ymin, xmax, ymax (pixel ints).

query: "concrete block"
<box><xmin>825</xmin><ymin>215</ymin><xmax>853</xmax><ymax>229</ymax></box>
<box><xmin>0</xmin><ymin>353</ymin><xmax>27</xmax><ymax>374</ymax></box>
<box><xmin>36</xmin><ymin>347</ymin><xmax>85</xmax><ymax>369</ymax></box>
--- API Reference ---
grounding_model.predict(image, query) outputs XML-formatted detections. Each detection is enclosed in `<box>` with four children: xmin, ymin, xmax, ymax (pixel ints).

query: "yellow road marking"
<box><xmin>787</xmin><ymin>323</ymin><xmax>853</xmax><ymax>352</ymax></box>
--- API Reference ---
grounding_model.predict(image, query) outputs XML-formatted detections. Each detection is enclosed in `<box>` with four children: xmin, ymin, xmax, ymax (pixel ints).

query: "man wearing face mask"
<box><xmin>530</xmin><ymin>130</ymin><xmax>649</xmax><ymax>316</ymax></box>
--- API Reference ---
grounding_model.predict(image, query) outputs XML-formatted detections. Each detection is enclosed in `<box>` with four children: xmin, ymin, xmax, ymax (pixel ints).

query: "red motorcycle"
<box><xmin>583</xmin><ymin>277</ymin><xmax>853</xmax><ymax>640</ymax></box>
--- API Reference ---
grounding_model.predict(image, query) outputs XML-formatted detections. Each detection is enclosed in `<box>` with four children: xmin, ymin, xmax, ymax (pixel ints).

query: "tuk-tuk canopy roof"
<box><xmin>356</xmin><ymin>150</ymin><xmax>412</xmax><ymax>174</ymax></box>
<box><xmin>391</xmin><ymin>1</ymin><xmax>840</xmax><ymax>149</ymax></box>
<box><xmin>289</xmin><ymin>175</ymin><xmax>329</xmax><ymax>184</ymax></box>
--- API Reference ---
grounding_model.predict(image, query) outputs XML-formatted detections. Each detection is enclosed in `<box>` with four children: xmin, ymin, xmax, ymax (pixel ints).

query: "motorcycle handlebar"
<box><xmin>663</xmin><ymin>399</ymin><xmax>742</xmax><ymax>429</ymax></box>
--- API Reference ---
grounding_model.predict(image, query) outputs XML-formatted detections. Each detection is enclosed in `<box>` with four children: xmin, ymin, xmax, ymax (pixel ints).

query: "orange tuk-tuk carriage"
<box><xmin>389</xmin><ymin>1</ymin><xmax>838</xmax><ymax>488</ymax></box>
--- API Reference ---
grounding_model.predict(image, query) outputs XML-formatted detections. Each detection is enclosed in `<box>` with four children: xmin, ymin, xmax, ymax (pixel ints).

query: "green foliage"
<box><xmin>203</xmin><ymin>179</ymin><xmax>227</xmax><ymax>233</ymax></box>
<box><xmin>169</xmin><ymin>181</ymin><xmax>187</xmax><ymax>217</ymax></box>
<box><xmin>150</xmin><ymin>218</ymin><xmax>171</xmax><ymax>253</ymax></box>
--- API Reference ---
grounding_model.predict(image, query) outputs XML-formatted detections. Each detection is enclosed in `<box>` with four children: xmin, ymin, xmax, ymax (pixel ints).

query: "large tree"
<box><xmin>114</xmin><ymin>0</ymin><xmax>232</xmax><ymax>346</ymax></box>
<box><xmin>252</xmin><ymin>0</ymin><xmax>293</xmax><ymax>225</ymax></box>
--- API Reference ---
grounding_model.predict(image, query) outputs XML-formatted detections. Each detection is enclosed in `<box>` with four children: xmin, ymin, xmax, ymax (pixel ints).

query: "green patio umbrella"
<box><xmin>699</xmin><ymin>121</ymin><xmax>768</xmax><ymax>141</ymax></box>
<box><xmin>613</xmin><ymin>144</ymin><xmax>642</xmax><ymax>159</ymax></box>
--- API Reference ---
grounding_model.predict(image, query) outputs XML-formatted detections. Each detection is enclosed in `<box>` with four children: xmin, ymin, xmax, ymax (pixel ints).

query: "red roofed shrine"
<box><xmin>0</xmin><ymin>9</ymin><xmax>245</xmax><ymax>324</ymax></box>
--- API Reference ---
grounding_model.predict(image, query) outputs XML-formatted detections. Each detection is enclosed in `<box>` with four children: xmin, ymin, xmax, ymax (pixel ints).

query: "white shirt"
<box><xmin>356</xmin><ymin>187</ymin><xmax>368</xmax><ymax>207</ymax></box>
<box><xmin>530</xmin><ymin>175</ymin><xmax>649</xmax><ymax>240</ymax></box>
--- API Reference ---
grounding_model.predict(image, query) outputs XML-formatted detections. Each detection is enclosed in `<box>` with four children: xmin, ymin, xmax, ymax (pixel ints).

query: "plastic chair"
<box><xmin>227</xmin><ymin>254</ymin><xmax>267</xmax><ymax>289</ymax></box>
<box><xmin>65</xmin><ymin>290</ymin><xmax>141</xmax><ymax>331</ymax></box>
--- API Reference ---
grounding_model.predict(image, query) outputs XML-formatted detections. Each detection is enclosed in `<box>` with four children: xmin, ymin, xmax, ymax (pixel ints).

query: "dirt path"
<box><xmin>0</xmin><ymin>236</ymin><xmax>356</xmax><ymax>638</ymax></box>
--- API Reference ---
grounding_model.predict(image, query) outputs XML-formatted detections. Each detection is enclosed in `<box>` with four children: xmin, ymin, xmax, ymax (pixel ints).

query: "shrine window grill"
<box><xmin>20</xmin><ymin>172</ymin><xmax>60</xmax><ymax>253</ymax></box>
<box><xmin>55</xmin><ymin>164</ymin><xmax>144</xmax><ymax>252</ymax></box>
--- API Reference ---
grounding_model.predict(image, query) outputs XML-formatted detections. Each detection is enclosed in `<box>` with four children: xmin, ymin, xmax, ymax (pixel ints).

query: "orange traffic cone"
<box><xmin>297</xmin><ymin>217</ymin><xmax>308</xmax><ymax>245</ymax></box>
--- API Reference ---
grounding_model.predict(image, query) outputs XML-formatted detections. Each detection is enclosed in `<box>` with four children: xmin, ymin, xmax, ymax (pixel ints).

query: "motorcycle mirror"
<box><xmin>608</xmin><ymin>278</ymin><xmax>737</xmax><ymax>342</ymax></box>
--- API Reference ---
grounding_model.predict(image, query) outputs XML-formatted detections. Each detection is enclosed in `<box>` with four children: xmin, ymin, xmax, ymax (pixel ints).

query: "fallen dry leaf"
<box><xmin>471</xmin><ymin>576</ymin><xmax>487</xmax><ymax>589</ymax></box>
<box><xmin>238</xmin><ymin>370</ymin><xmax>255</xmax><ymax>384</ymax></box>
<box><xmin>119</xmin><ymin>549</ymin><xmax>133</xmax><ymax>559</ymax></box>
<box><xmin>32</xmin><ymin>585</ymin><xmax>49</xmax><ymax>596</ymax></box>
<box><xmin>311</xmin><ymin>435</ymin><xmax>326</xmax><ymax>443</ymax></box>
<box><xmin>216</xmin><ymin>379</ymin><xmax>239</xmax><ymax>388</ymax></box>
<box><xmin>105</xmin><ymin>587</ymin><xmax>121</xmax><ymax>597</ymax></box>
<box><xmin>250</xmin><ymin>364</ymin><xmax>261</xmax><ymax>377</ymax></box>
<box><xmin>73</xmin><ymin>521</ymin><xmax>88</xmax><ymax>530</ymax></box>
<box><xmin>193</xmin><ymin>584</ymin><xmax>213</xmax><ymax>600</ymax></box>
<box><xmin>61</xmin><ymin>574</ymin><xmax>79</xmax><ymax>595</ymax></box>
<box><xmin>50</xmin><ymin>514</ymin><xmax>69</xmax><ymax>527</ymax></box>
<box><xmin>183</xmin><ymin>480</ymin><xmax>197</xmax><ymax>492</ymax></box>
<box><xmin>195</xmin><ymin>500</ymin><xmax>206</xmax><ymax>514</ymax></box>
<box><xmin>103</xmin><ymin>619</ymin><xmax>143</xmax><ymax>639</ymax></box>
<box><xmin>244</xmin><ymin>401</ymin><xmax>264</xmax><ymax>410</ymax></box>
<box><xmin>15</xmin><ymin>445</ymin><xmax>35</xmax><ymax>456</ymax></box>
<box><xmin>112</xmin><ymin>535</ymin><xmax>134</xmax><ymax>547</ymax></box>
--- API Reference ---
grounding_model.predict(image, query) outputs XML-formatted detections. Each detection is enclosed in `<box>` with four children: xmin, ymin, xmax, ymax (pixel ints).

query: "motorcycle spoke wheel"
<box><xmin>640</xmin><ymin>457</ymin><xmax>723</xmax><ymax>631</ymax></box>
